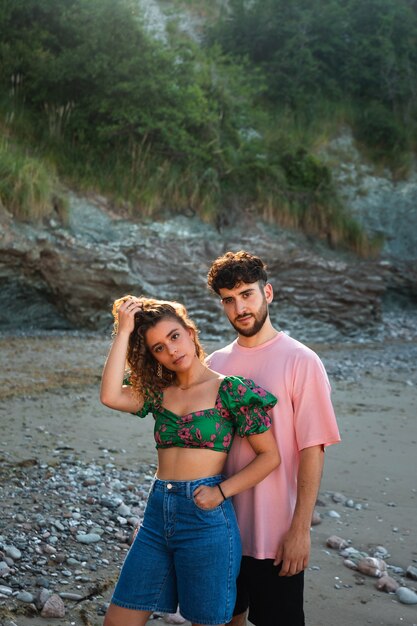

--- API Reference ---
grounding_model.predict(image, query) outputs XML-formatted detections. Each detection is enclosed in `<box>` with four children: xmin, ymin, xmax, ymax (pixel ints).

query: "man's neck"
<box><xmin>236</xmin><ymin>320</ymin><xmax>279</xmax><ymax>348</ymax></box>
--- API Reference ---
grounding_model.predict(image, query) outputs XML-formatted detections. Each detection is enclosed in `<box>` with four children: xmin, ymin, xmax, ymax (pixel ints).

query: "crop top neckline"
<box><xmin>159</xmin><ymin>390</ymin><xmax>222</xmax><ymax>421</ymax></box>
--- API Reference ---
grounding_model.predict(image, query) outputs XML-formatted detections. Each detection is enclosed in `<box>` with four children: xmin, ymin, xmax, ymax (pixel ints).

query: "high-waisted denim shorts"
<box><xmin>111</xmin><ymin>475</ymin><xmax>242</xmax><ymax>625</ymax></box>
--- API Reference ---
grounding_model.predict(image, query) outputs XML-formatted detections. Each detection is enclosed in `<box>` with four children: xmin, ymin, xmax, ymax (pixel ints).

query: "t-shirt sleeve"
<box><xmin>292</xmin><ymin>351</ymin><xmax>340</xmax><ymax>449</ymax></box>
<box><xmin>219</xmin><ymin>376</ymin><xmax>277</xmax><ymax>437</ymax></box>
<box><xmin>123</xmin><ymin>373</ymin><xmax>153</xmax><ymax>418</ymax></box>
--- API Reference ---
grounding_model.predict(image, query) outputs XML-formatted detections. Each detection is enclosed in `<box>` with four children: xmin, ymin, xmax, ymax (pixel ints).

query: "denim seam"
<box><xmin>223</xmin><ymin>502</ymin><xmax>234</xmax><ymax>624</ymax></box>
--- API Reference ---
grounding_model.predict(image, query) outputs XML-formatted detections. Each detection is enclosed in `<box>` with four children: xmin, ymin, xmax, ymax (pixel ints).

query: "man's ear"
<box><xmin>264</xmin><ymin>282</ymin><xmax>274</xmax><ymax>304</ymax></box>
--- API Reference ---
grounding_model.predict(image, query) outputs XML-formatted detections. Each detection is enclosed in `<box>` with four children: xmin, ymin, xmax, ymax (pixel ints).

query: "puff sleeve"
<box><xmin>218</xmin><ymin>376</ymin><xmax>277</xmax><ymax>437</ymax></box>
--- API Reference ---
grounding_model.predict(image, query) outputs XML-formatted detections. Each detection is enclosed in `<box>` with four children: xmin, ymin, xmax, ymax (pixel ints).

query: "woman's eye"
<box><xmin>154</xmin><ymin>345</ymin><xmax>163</xmax><ymax>353</ymax></box>
<box><xmin>172</xmin><ymin>332</ymin><xmax>180</xmax><ymax>340</ymax></box>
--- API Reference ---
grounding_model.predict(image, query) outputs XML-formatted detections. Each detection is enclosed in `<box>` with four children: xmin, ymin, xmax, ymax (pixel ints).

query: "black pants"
<box><xmin>234</xmin><ymin>556</ymin><xmax>305</xmax><ymax>626</ymax></box>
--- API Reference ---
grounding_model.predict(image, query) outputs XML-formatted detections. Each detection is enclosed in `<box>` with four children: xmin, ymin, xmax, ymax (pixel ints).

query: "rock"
<box><xmin>375</xmin><ymin>576</ymin><xmax>400</xmax><ymax>593</ymax></box>
<box><xmin>75</xmin><ymin>533</ymin><xmax>102</xmax><ymax>544</ymax></box>
<box><xmin>117</xmin><ymin>503</ymin><xmax>132</xmax><ymax>517</ymax></box>
<box><xmin>41</xmin><ymin>593</ymin><xmax>66</xmax><ymax>617</ymax></box>
<box><xmin>406</xmin><ymin>565</ymin><xmax>417</xmax><ymax>580</ymax></box>
<box><xmin>0</xmin><ymin>563</ymin><xmax>13</xmax><ymax>578</ymax></box>
<box><xmin>357</xmin><ymin>557</ymin><xmax>387</xmax><ymax>578</ymax></box>
<box><xmin>331</xmin><ymin>492</ymin><xmax>347</xmax><ymax>504</ymax></box>
<box><xmin>36</xmin><ymin>587</ymin><xmax>53</xmax><ymax>609</ymax></box>
<box><xmin>369</xmin><ymin>546</ymin><xmax>390</xmax><ymax>559</ymax></box>
<box><xmin>396</xmin><ymin>587</ymin><xmax>417</xmax><ymax>605</ymax></box>
<box><xmin>4</xmin><ymin>545</ymin><xmax>22</xmax><ymax>560</ymax></box>
<box><xmin>0</xmin><ymin>584</ymin><xmax>13</xmax><ymax>596</ymax></box>
<box><xmin>340</xmin><ymin>547</ymin><xmax>367</xmax><ymax>560</ymax></box>
<box><xmin>16</xmin><ymin>590</ymin><xmax>35</xmax><ymax>603</ymax></box>
<box><xmin>311</xmin><ymin>510</ymin><xmax>322</xmax><ymax>525</ymax></box>
<box><xmin>326</xmin><ymin>510</ymin><xmax>341</xmax><ymax>519</ymax></box>
<box><xmin>0</xmin><ymin>191</ymin><xmax>396</xmax><ymax>338</ymax></box>
<box><xmin>59</xmin><ymin>592</ymin><xmax>84</xmax><ymax>601</ymax></box>
<box><xmin>326</xmin><ymin>535</ymin><xmax>349</xmax><ymax>550</ymax></box>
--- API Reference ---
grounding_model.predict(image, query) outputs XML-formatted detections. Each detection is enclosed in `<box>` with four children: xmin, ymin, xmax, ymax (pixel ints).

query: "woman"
<box><xmin>100</xmin><ymin>295</ymin><xmax>280</xmax><ymax>626</ymax></box>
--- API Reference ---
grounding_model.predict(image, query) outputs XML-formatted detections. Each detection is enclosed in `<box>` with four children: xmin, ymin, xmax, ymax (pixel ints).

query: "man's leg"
<box><xmin>242</xmin><ymin>558</ymin><xmax>305</xmax><ymax>626</ymax></box>
<box><xmin>228</xmin><ymin>612</ymin><xmax>248</xmax><ymax>626</ymax></box>
<box><xmin>230</xmin><ymin>557</ymin><xmax>251</xmax><ymax>626</ymax></box>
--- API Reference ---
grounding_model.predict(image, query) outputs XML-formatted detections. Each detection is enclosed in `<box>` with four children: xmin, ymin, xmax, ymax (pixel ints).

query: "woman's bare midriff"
<box><xmin>156</xmin><ymin>447</ymin><xmax>227</xmax><ymax>480</ymax></box>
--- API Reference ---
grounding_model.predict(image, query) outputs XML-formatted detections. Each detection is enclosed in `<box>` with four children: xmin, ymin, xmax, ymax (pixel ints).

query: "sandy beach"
<box><xmin>0</xmin><ymin>333</ymin><xmax>416</xmax><ymax>626</ymax></box>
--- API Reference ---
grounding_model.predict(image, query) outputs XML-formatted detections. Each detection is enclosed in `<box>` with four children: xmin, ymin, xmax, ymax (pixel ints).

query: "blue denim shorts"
<box><xmin>111</xmin><ymin>475</ymin><xmax>242</xmax><ymax>625</ymax></box>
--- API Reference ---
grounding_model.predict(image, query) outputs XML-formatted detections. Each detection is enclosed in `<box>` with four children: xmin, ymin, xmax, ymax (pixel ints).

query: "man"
<box><xmin>206</xmin><ymin>250</ymin><xmax>340</xmax><ymax>626</ymax></box>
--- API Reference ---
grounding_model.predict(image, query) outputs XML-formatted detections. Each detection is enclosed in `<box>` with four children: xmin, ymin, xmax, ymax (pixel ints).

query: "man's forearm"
<box><xmin>291</xmin><ymin>444</ymin><xmax>325</xmax><ymax>531</ymax></box>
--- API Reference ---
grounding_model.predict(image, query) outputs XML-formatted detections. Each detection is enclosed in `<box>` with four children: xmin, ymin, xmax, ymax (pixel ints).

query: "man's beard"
<box><xmin>229</xmin><ymin>298</ymin><xmax>268</xmax><ymax>337</ymax></box>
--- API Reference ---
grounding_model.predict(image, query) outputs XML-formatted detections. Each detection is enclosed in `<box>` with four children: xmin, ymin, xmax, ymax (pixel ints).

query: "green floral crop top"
<box><xmin>132</xmin><ymin>376</ymin><xmax>277</xmax><ymax>452</ymax></box>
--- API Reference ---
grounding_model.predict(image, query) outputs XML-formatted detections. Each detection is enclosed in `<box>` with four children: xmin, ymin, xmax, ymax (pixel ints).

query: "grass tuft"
<box><xmin>0</xmin><ymin>137</ymin><xmax>67</xmax><ymax>222</ymax></box>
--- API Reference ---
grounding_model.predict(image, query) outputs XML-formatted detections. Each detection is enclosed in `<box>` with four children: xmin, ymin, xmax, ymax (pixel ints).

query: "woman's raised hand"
<box><xmin>117</xmin><ymin>298</ymin><xmax>143</xmax><ymax>335</ymax></box>
<box><xmin>100</xmin><ymin>296</ymin><xmax>145</xmax><ymax>413</ymax></box>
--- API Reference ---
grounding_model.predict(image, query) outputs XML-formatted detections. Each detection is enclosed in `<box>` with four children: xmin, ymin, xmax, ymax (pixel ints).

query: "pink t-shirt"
<box><xmin>207</xmin><ymin>332</ymin><xmax>340</xmax><ymax>559</ymax></box>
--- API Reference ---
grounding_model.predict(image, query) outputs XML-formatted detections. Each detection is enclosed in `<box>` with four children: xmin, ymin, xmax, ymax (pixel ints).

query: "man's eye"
<box><xmin>222</xmin><ymin>298</ymin><xmax>232</xmax><ymax>305</ymax></box>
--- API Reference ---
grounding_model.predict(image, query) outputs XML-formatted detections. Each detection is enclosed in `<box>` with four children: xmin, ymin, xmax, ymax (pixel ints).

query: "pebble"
<box><xmin>41</xmin><ymin>593</ymin><xmax>66</xmax><ymax>617</ymax></box>
<box><xmin>4</xmin><ymin>545</ymin><xmax>22</xmax><ymax>560</ymax></box>
<box><xmin>60</xmin><ymin>592</ymin><xmax>84</xmax><ymax>601</ymax></box>
<box><xmin>332</xmin><ymin>492</ymin><xmax>347</xmax><ymax>504</ymax></box>
<box><xmin>0</xmin><ymin>457</ymin><xmax>153</xmax><ymax>622</ymax></box>
<box><xmin>311</xmin><ymin>510</ymin><xmax>322</xmax><ymax>526</ymax></box>
<box><xmin>37</xmin><ymin>588</ymin><xmax>53</xmax><ymax>608</ymax></box>
<box><xmin>15</xmin><ymin>590</ymin><xmax>35</xmax><ymax>603</ymax></box>
<box><xmin>0</xmin><ymin>560</ymin><xmax>12</xmax><ymax>576</ymax></box>
<box><xmin>76</xmin><ymin>533</ymin><xmax>102</xmax><ymax>544</ymax></box>
<box><xmin>369</xmin><ymin>546</ymin><xmax>390</xmax><ymax>559</ymax></box>
<box><xmin>326</xmin><ymin>535</ymin><xmax>349</xmax><ymax>550</ymax></box>
<box><xmin>407</xmin><ymin>565</ymin><xmax>417</xmax><ymax>580</ymax></box>
<box><xmin>375</xmin><ymin>575</ymin><xmax>399</xmax><ymax>593</ymax></box>
<box><xmin>357</xmin><ymin>557</ymin><xmax>387</xmax><ymax>578</ymax></box>
<box><xmin>396</xmin><ymin>587</ymin><xmax>417</xmax><ymax>605</ymax></box>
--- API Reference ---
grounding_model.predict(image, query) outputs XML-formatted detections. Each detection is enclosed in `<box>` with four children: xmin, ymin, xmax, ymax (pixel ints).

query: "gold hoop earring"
<box><xmin>157</xmin><ymin>363</ymin><xmax>162</xmax><ymax>378</ymax></box>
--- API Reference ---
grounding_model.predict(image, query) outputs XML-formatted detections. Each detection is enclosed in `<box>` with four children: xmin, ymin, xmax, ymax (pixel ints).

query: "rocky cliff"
<box><xmin>1</xmin><ymin>189</ymin><xmax>407</xmax><ymax>343</ymax></box>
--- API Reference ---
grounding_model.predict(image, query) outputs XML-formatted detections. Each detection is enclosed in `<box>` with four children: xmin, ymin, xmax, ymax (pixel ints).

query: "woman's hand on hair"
<box><xmin>117</xmin><ymin>298</ymin><xmax>142</xmax><ymax>335</ymax></box>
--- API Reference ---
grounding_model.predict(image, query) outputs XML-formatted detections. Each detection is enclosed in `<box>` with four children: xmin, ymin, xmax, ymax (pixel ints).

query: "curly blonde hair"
<box><xmin>112</xmin><ymin>295</ymin><xmax>206</xmax><ymax>401</ymax></box>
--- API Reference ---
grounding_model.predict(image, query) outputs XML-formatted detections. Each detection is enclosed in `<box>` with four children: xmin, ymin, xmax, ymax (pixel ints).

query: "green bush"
<box><xmin>0</xmin><ymin>0</ymin><xmax>381</xmax><ymax>256</ymax></box>
<box><xmin>0</xmin><ymin>139</ymin><xmax>66</xmax><ymax>221</ymax></box>
<box><xmin>353</xmin><ymin>101</ymin><xmax>409</xmax><ymax>161</ymax></box>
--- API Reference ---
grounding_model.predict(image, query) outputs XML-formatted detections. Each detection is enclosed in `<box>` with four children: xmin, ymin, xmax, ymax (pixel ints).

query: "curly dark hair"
<box><xmin>112</xmin><ymin>296</ymin><xmax>205</xmax><ymax>401</ymax></box>
<box><xmin>207</xmin><ymin>250</ymin><xmax>268</xmax><ymax>294</ymax></box>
